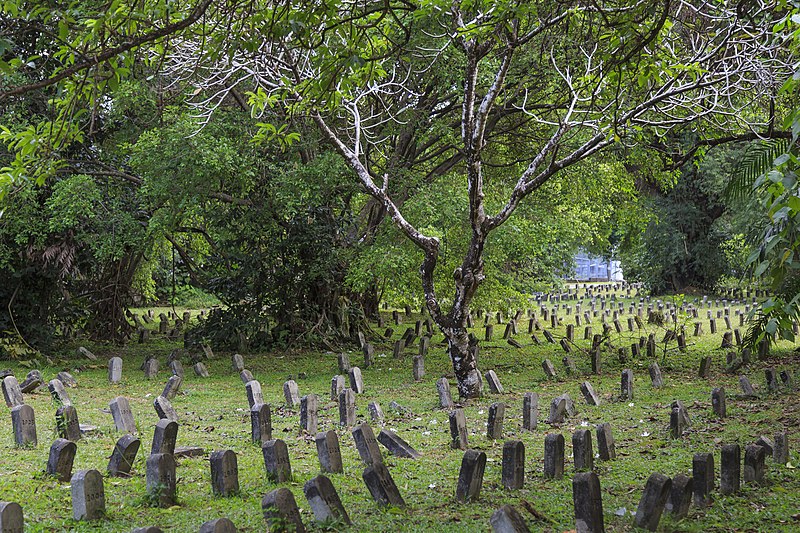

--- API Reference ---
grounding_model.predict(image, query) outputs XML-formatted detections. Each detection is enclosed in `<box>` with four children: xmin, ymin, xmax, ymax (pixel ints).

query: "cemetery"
<box><xmin>0</xmin><ymin>284</ymin><xmax>796</xmax><ymax>531</ymax></box>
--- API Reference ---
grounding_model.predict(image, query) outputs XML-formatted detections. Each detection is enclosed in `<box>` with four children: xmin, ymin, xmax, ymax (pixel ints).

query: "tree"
<box><xmin>1</xmin><ymin>0</ymin><xmax>794</xmax><ymax>396</ymax></box>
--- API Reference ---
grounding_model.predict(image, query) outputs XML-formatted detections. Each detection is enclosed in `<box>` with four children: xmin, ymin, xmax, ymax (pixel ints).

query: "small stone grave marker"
<box><xmin>634</xmin><ymin>473</ymin><xmax>672</xmax><ymax>531</ymax></box>
<box><xmin>56</xmin><ymin>405</ymin><xmax>81</xmax><ymax>442</ymax></box>
<box><xmin>47</xmin><ymin>438</ymin><xmax>77</xmax><ymax>482</ymax></box>
<box><xmin>501</xmin><ymin>440</ymin><xmax>525</xmax><ymax>490</ymax></box>
<box><xmin>161</xmin><ymin>375</ymin><xmax>182</xmax><ymax>400</ymax></box>
<box><xmin>487</xmin><ymin>402</ymin><xmax>505</xmax><ymax>439</ymax></box>
<box><xmin>543</xmin><ymin>433</ymin><xmax>565</xmax><ymax>479</ymax></box>
<box><xmin>210</xmin><ymin>449</ymin><xmax>239</xmax><ymax>496</ymax></box>
<box><xmin>666</xmin><ymin>474</ymin><xmax>692</xmax><ymax>519</ymax></box>
<box><xmin>596</xmin><ymin>422</ymin><xmax>616</xmax><ymax>461</ymax></box>
<box><xmin>108</xmin><ymin>357</ymin><xmax>123</xmax><ymax>384</ymax></box>
<box><xmin>303</xmin><ymin>475</ymin><xmax>351</xmax><ymax>525</ymax></box>
<box><xmin>262</xmin><ymin>488</ymin><xmax>306</xmax><ymax>533</ymax></box>
<box><xmin>245</xmin><ymin>380</ymin><xmax>264</xmax><ymax>408</ymax></box>
<box><xmin>315</xmin><ymin>430</ymin><xmax>343</xmax><ymax>474</ymax></box>
<box><xmin>362</xmin><ymin>463</ymin><xmax>405</xmax><ymax>507</ymax></box>
<box><xmin>339</xmin><ymin>388</ymin><xmax>356</xmax><ymax>426</ymax></box>
<box><xmin>151</xmin><ymin>419</ymin><xmax>178</xmax><ymax>455</ymax></box>
<box><xmin>485</xmin><ymin>370</ymin><xmax>504</xmax><ymax>393</ymax></box>
<box><xmin>0</xmin><ymin>501</ymin><xmax>23</xmax><ymax>532</ymax></box>
<box><xmin>437</xmin><ymin>378</ymin><xmax>455</xmax><ymax>409</ymax></box>
<box><xmin>193</xmin><ymin>362</ymin><xmax>209</xmax><ymax>378</ymax></box>
<box><xmin>330</xmin><ymin>375</ymin><xmax>345</xmax><ymax>400</ymax></box>
<box><xmin>348</xmin><ymin>367</ymin><xmax>364</xmax><ymax>394</ymax></box>
<box><xmin>572</xmin><ymin>429</ymin><xmax>593</xmax><ymax>471</ymax></box>
<box><xmin>456</xmin><ymin>449</ymin><xmax>486</xmax><ymax>503</ymax></box>
<box><xmin>368</xmin><ymin>401</ymin><xmax>384</xmax><ymax>424</ymax></box>
<box><xmin>107</xmin><ymin>434</ymin><xmax>140</xmax><ymax>477</ymax></box>
<box><xmin>352</xmin><ymin>422</ymin><xmax>383</xmax><ymax>465</ymax></box>
<box><xmin>262</xmin><ymin>439</ymin><xmax>292</xmax><ymax>482</ymax></box>
<box><xmin>692</xmin><ymin>452</ymin><xmax>714</xmax><ymax>507</ymax></box>
<box><xmin>522</xmin><ymin>392</ymin><xmax>538</xmax><ymax>430</ymax></box>
<box><xmin>153</xmin><ymin>396</ymin><xmax>178</xmax><ymax>422</ymax></box>
<box><xmin>377</xmin><ymin>429</ymin><xmax>421</xmax><ymax>459</ymax></box>
<box><xmin>109</xmin><ymin>396</ymin><xmax>136</xmax><ymax>434</ymax></box>
<box><xmin>449</xmin><ymin>408</ymin><xmax>468</xmax><ymax>449</ymax></box>
<box><xmin>283</xmin><ymin>380</ymin><xmax>300</xmax><ymax>407</ymax></box>
<box><xmin>199</xmin><ymin>518</ymin><xmax>236</xmax><ymax>533</ymax></box>
<box><xmin>720</xmin><ymin>443</ymin><xmax>740</xmax><ymax>494</ymax></box>
<box><xmin>11</xmin><ymin>404</ymin><xmax>37</xmax><ymax>447</ymax></box>
<box><xmin>71</xmin><ymin>469</ymin><xmax>105</xmax><ymax>520</ymax></box>
<box><xmin>48</xmin><ymin>379</ymin><xmax>71</xmax><ymax>406</ymax></box>
<box><xmin>580</xmin><ymin>382</ymin><xmax>600</xmax><ymax>406</ymax></box>
<box><xmin>744</xmin><ymin>444</ymin><xmax>766</xmax><ymax>484</ymax></box>
<box><xmin>573</xmin><ymin>471</ymin><xmax>604</xmax><ymax>533</ymax></box>
<box><xmin>300</xmin><ymin>394</ymin><xmax>318</xmax><ymax>434</ymax></box>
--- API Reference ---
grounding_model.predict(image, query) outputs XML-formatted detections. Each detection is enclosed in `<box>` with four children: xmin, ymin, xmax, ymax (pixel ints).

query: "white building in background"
<box><xmin>570</xmin><ymin>251</ymin><xmax>624</xmax><ymax>282</ymax></box>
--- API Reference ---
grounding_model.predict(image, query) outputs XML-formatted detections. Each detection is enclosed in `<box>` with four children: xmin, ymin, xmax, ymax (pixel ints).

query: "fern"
<box><xmin>725</xmin><ymin>139</ymin><xmax>791</xmax><ymax>202</ymax></box>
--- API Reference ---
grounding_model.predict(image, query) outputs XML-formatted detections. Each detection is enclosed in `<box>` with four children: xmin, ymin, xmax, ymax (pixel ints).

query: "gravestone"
<box><xmin>634</xmin><ymin>473</ymin><xmax>672</xmax><ymax>531</ymax></box>
<box><xmin>2</xmin><ymin>376</ymin><xmax>23</xmax><ymax>408</ymax></box>
<box><xmin>363</xmin><ymin>343</ymin><xmax>375</xmax><ymax>368</ymax></box>
<box><xmin>238</xmin><ymin>369</ymin><xmax>253</xmax><ymax>384</ymax></box>
<box><xmin>692</xmin><ymin>452</ymin><xmax>714</xmax><ymax>507</ymax></box>
<box><xmin>337</xmin><ymin>353</ymin><xmax>351</xmax><ymax>374</ymax></box>
<box><xmin>47</xmin><ymin>438</ymin><xmax>77</xmax><ymax>482</ymax></box>
<box><xmin>720</xmin><ymin>444</ymin><xmax>741</xmax><ymax>495</ymax></box>
<box><xmin>210</xmin><ymin>449</ymin><xmax>239</xmax><ymax>496</ymax></box>
<box><xmin>547</xmin><ymin>396</ymin><xmax>566</xmax><ymax>425</ymax></box>
<box><xmin>437</xmin><ymin>378</ymin><xmax>455</xmax><ymax>409</ymax></box>
<box><xmin>562</xmin><ymin>356</ymin><xmax>577</xmax><ymax>375</ymax></box>
<box><xmin>648</xmin><ymin>362</ymin><xmax>664</xmax><ymax>388</ymax></box>
<box><xmin>19</xmin><ymin>370</ymin><xmax>42</xmax><ymax>393</ymax></box>
<box><xmin>572</xmin><ymin>429</ymin><xmax>593</xmax><ymax>471</ymax></box>
<box><xmin>543</xmin><ymin>433</ymin><xmax>565</xmax><ymax>479</ymax></box>
<box><xmin>490</xmin><ymin>505</ymin><xmax>531</xmax><ymax>533</ymax></box>
<box><xmin>71</xmin><ymin>469</ymin><xmax>105</xmax><ymax>520</ymax></box>
<box><xmin>262</xmin><ymin>488</ymin><xmax>305</xmax><ymax>533</ymax></box>
<box><xmin>485</xmin><ymin>370</ymin><xmax>504</xmax><ymax>393</ymax></box>
<box><xmin>193</xmin><ymin>362</ymin><xmax>209</xmax><ymax>378</ymax></box>
<box><xmin>199</xmin><ymin>518</ymin><xmax>236</xmax><ymax>533</ymax></box>
<box><xmin>56</xmin><ymin>371</ymin><xmax>78</xmax><ymax>388</ymax></box>
<box><xmin>108</xmin><ymin>357</ymin><xmax>123</xmax><ymax>384</ymax></box>
<box><xmin>338</xmin><ymin>388</ymin><xmax>356</xmax><ymax>426</ymax></box>
<box><xmin>765</xmin><ymin>368</ymin><xmax>780</xmax><ymax>392</ymax></box>
<box><xmin>153</xmin><ymin>396</ymin><xmax>178</xmax><ymax>422</ymax></box>
<box><xmin>596</xmin><ymin>423</ymin><xmax>616</xmax><ymax>461</ymax></box>
<box><xmin>666</xmin><ymin>474</ymin><xmax>693</xmax><ymax>519</ymax></box>
<box><xmin>352</xmin><ymin>422</ymin><xmax>383</xmax><ymax>465</ymax></box>
<box><xmin>143</xmin><ymin>358</ymin><xmax>159</xmax><ymax>379</ymax></box>
<box><xmin>262</xmin><ymin>439</ymin><xmax>292</xmax><ymax>483</ymax></box>
<box><xmin>621</xmin><ymin>369</ymin><xmax>634</xmax><ymax>399</ymax></box>
<box><xmin>698</xmin><ymin>356</ymin><xmax>712</xmax><ymax>378</ymax></box>
<box><xmin>522</xmin><ymin>392</ymin><xmax>538</xmax><ymax>430</ymax></box>
<box><xmin>245</xmin><ymin>380</ymin><xmax>264</xmax><ymax>408</ymax></box>
<box><xmin>11</xmin><ymin>404</ymin><xmax>37</xmax><ymax>447</ymax></box>
<box><xmin>330</xmin><ymin>375</ymin><xmax>345</xmax><ymax>401</ymax></box>
<box><xmin>315</xmin><ymin>430</ymin><xmax>343</xmax><ymax>474</ymax></box>
<box><xmin>670</xmin><ymin>407</ymin><xmax>685</xmax><ymax>439</ymax></box>
<box><xmin>744</xmin><ymin>444</ymin><xmax>766</xmax><ymax>484</ymax></box>
<box><xmin>580</xmin><ymin>382</ymin><xmax>600</xmax><ymax>406</ymax></box>
<box><xmin>48</xmin><ymin>379</ymin><xmax>72</xmax><ymax>406</ymax></box>
<box><xmin>348</xmin><ymin>367</ymin><xmax>364</xmax><ymax>394</ymax></box>
<box><xmin>303</xmin><ymin>475</ymin><xmax>351</xmax><ymax>525</ymax></box>
<box><xmin>378</xmin><ymin>429</ymin><xmax>421</xmax><ymax>459</ymax></box>
<box><xmin>161</xmin><ymin>375</ymin><xmax>182</xmax><ymax>400</ymax></box>
<box><xmin>231</xmin><ymin>353</ymin><xmax>245</xmax><ymax>372</ymax></box>
<box><xmin>412</xmin><ymin>355</ymin><xmax>425</xmax><ymax>381</ymax></box>
<box><xmin>107</xmin><ymin>434</ymin><xmax>140</xmax><ymax>477</ymax></box>
<box><xmin>77</xmin><ymin>346</ymin><xmax>97</xmax><ymax>361</ymax></box>
<box><xmin>362</xmin><ymin>463</ymin><xmax>405</xmax><ymax>507</ymax></box>
<box><xmin>456</xmin><ymin>449</ymin><xmax>487</xmax><ymax>503</ymax></box>
<box><xmin>56</xmin><ymin>405</ymin><xmax>81</xmax><ymax>441</ymax></box>
<box><xmin>283</xmin><ymin>380</ymin><xmax>300</xmax><ymax>407</ymax></box>
<box><xmin>110</xmin><ymin>396</ymin><xmax>136</xmax><ymax>434</ymax></box>
<box><xmin>774</xmin><ymin>432</ymin><xmax>789</xmax><ymax>464</ymax></box>
<box><xmin>541</xmin><ymin>359</ymin><xmax>557</xmax><ymax>380</ymax></box>
<box><xmin>501</xmin><ymin>440</ymin><xmax>525</xmax><ymax>490</ymax></box>
<box><xmin>449</xmin><ymin>409</ymin><xmax>469</xmax><ymax>450</ymax></box>
<box><xmin>0</xmin><ymin>502</ymin><xmax>23</xmax><ymax>532</ymax></box>
<box><xmin>487</xmin><ymin>402</ymin><xmax>505</xmax><ymax>439</ymax></box>
<box><xmin>711</xmin><ymin>387</ymin><xmax>726</xmax><ymax>418</ymax></box>
<box><xmin>300</xmin><ymin>395</ymin><xmax>318</xmax><ymax>434</ymax></box>
<box><xmin>573</xmin><ymin>471</ymin><xmax>604</xmax><ymax>533</ymax></box>
<box><xmin>368</xmin><ymin>401</ymin><xmax>384</xmax><ymax>424</ymax></box>
<box><xmin>151</xmin><ymin>419</ymin><xmax>178</xmax><ymax>455</ymax></box>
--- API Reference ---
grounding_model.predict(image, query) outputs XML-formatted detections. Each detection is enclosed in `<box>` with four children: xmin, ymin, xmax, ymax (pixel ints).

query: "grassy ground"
<box><xmin>0</xmin><ymin>288</ymin><xmax>798</xmax><ymax>532</ymax></box>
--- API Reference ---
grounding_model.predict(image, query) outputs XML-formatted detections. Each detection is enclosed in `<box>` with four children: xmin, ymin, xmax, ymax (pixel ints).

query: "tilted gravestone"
<box><xmin>199</xmin><ymin>518</ymin><xmax>237</xmax><ymax>533</ymax></box>
<box><xmin>146</xmin><ymin>453</ymin><xmax>177</xmax><ymax>507</ymax></box>
<box><xmin>501</xmin><ymin>440</ymin><xmax>525</xmax><ymax>490</ymax></box>
<box><xmin>648</xmin><ymin>362</ymin><xmax>664</xmax><ymax>388</ymax></box>
<box><xmin>377</xmin><ymin>429</ymin><xmax>421</xmax><ymax>459</ymax></box>
<box><xmin>579</xmin><ymin>382</ymin><xmax>600</xmax><ymax>406</ymax></box>
<box><xmin>3</xmin><ymin>376</ymin><xmax>24</xmax><ymax>408</ymax></box>
<box><xmin>522</xmin><ymin>392</ymin><xmax>538</xmax><ymax>430</ymax></box>
<box><xmin>71</xmin><ymin>469</ymin><xmax>105</xmax><ymax>520</ymax></box>
<box><xmin>352</xmin><ymin>422</ymin><xmax>383</xmax><ymax>466</ymax></box>
<box><xmin>231</xmin><ymin>353</ymin><xmax>245</xmax><ymax>372</ymax></box>
<box><xmin>161</xmin><ymin>375</ymin><xmax>182</xmax><ymax>400</ymax></box>
<box><xmin>19</xmin><ymin>370</ymin><xmax>43</xmax><ymax>393</ymax></box>
<box><xmin>484</xmin><ymin>370</ymin><xmax>504</xmax><ymax>393</ymax></box>
<box><xmin>250</xmin><ymin>403</ymin><xmax>272</xmax><ymax>446</ymax></box>
<box><xmin>330</xmin><ymin>375</ymin><xmax>345</xmax><ymax>400</ymax></box>
<box><xmin>547</xmin><ymin>396</ymin><xmax>566</xmax><ymax>425</ymax></box>
<box><xmin>774</xmin><ymin>432</ymin><xmax>789</xmax><ymax>464</ymax></box>
<box><xmin>412</xmin><ymin>355</ymin><xmax>425</xmax><ymax>381</ymax></box>
<box><xmin>143</xmin><ymin>358</ymin><xmax>159</xmax><ymax>379</ymax></box>
<box><xmin>315</xmin><ymin>430</ymin><xmax>343</xmax><ymax>474</ymax></box>
<box><xmin>0</xmin><ymin>502</ymin><xmax>23</xmax><ymax>532</ymax></box>
<box><xmin>573</xmin><ymin>472</ymin><xmax>604</xmax><ymax>533</ymax></box>
<box><xmin>153</xmin><ymin>396</ymin><xmax>178</xmax><ymax>422</ymax></box>
<box><xmin>486</xmin><ymin>402</ymin><xmax>505</xmax><ymax>440</ymax></box>
<box><xmin>193</xmin><ymin>362</ymin><xmax>210</xmax><ymax>378</ymax></box>
<box><xmin>362</xmin><ymin>463</ymin><xmax>405</xmax><ymax>507</ymax></box>
<box><xmin>634</xmin><ymin>473</ymin><xmax>672</xmax><ymax>531</ymax></box>
<box><xmin>711</xmin><ymin>387</ymin><xmax>727</xmax><ymax>418</ymax></box>
<box><xmin>169</xmin><ymin>360</ymin><xmax>184</xmax><ymax>379</ymax></box>
<box><xmin>11</xmin><ymin>404</ymin><xmax>37</xmax><ymax>447</ymax></box>
<box><xmin>151</xmin><ymin>419</ymin><xmax>178</xmax><ymax>455</ymax></box>
<box><xmin>47</xmin><ymin>438</ymin><xmax>77</xmax><ymax>482</ymax></box>
<box><xmin>303</xmin><ymin>475</ymin><xmax>351</xmax><ymax>525</ymax></box>
<box><xmin>283</xmin><ymin>380</ymin><xmax>300</xmax><ymax>407</ymax></box>
<box><xmin>238</xmin><ymin>369</ymin><xmax>253</xmax><ymax>384</ymax></box>
<box><xmin>48</xmin><ymin>379</ymin><xmax>72</xmax><ymax>406</ymax></box>
<box><xmin>210</xmin><ymin>449</ymin><xmax>239</xmax><ymax>496</ymax></box>
<box><xmin>620</xmin><ymin>369</ymin><xmax>634</xmax><ymax>399</ymax></box>
<box><xmin>437</xmin><ymin>378</ymin><xmax>455</xmax><ymax>409</ymax></box>
<box><xmin>109</xmin><ymin>396</ymin><xmax>136</xmax><ymax>434</ymax></box>
<box><xmin>262</xmin><ymin>488</ymin><xmax>306</xmax><ymax>533</ymax></box>
<box><xmin>262</xmin><ymin>439</ymin><xmax>292</xmax><ymax>483</ymax></box>
<box><xmin>541</xmin><ymin>359</ymin><xmax>557</xmax><ymax>380</ymax></box>
<box><xmin>543</xmin><ymin>433</ymin><xmax>565</xmax><ymax>479</ymax></box>
<box><xmin>744</xmin><ymin>444</ymin><xmax>766</xmax><ymax>484</ymax></box>
<box><xmin>665</xmin><ymin>474</ymin><xmax>692</xmax><ymax>519</ymax></box>
<box><xmin>245</xmin><ymin>380</ymin><xmax>264</xmax><ymax>408</ymax></box>
<box><xmin>449</xmin><ymin>409</ymin><xmax>469</xmax><ymax>450</ymax></box>
<box><xmin>368</xmin><ymin>401</ymin><xmax>385</xmax><ymax>424</ymax></box>
<box><xmin>456</xmin><ymin>449</ymin><xmax>487</xmax><ymax>503</ymax></box>
<box><xmin>56</xmin><ymin>371</ymin><xmax>77</xmax><ymax>388</ymax></box>
<box><xmin>339</xmin><ymin>388</ymin><xmax>356</xmax><ymax>426</ymax></box>
<box><xmin>490</xmin><ymin>505</ymin><xmax>531</xmax><ymax>533</ymax></box>
<box><xmin>56</xmin><ymin>405</ymin><xmax>81</xmax><ymax>442</ymax></box>
<box><xmin>107</xmin><ymin>434</ymin><xmax>140</xmax><ymax>477</ymax></box>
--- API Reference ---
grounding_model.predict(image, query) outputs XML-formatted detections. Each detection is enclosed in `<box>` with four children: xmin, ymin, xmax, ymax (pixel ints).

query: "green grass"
<box><xmin>1</xmin><ymin>289</ymin><xmax>798</xmax><ymax>532</ymax></box>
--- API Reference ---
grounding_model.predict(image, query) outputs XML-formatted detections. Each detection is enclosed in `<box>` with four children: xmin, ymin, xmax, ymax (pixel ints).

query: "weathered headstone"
<box><xmin>330</xmin><ymin>375</ymin><xmax>345</xmax><ymax>401</ymax></box>
<box><xmin>720</xmin><ymin>443</ymin><xmax>741</xmax><ymax>495</ymax></box>
<box><xmin>634</xmin><ymin>473</ymin><xmax>672</xmax><ymax>531</ymax></box>
<box><xmin>544</xmin><ymin>433</ymin><xmax>565</xmax><ymax>479</ymax></box>
<box><xmin>56</xmin><ymin>371</ymin><xmax>78</xmax><ymax>388</ymax></box>
<box><xmin>143</xmin><ymin>358</ymin><xmax>159</xmax><ymax>379</ymax></box>
<box><xmin>109</xmin><ymin>396</ymin><xmax>136</xmax><ymax>434</ymax></box>
<box><xmin>711</xmin><ymin>387</ymin><xmax>726</xmax><ymax>418</ymax></box>
<box><xmin>0</xmin><ymin>501</ymin><xmax>23</xmax><ymax>532</ymax></box>
<box><xmin>621</xmin><ymin>369</ymin><xmax>633</xmax><ymax>399</ymax></box>
<box><xmin>262</xmin><ymin>439</ymin><xmax>292</xmax><ymax>483</ymax></box>
<box><xmin>773</xmin><ymin>432</ymin><xmax>789</xmax><ymax>464</ymax></box>
<box><xmin>210</xmin><ymin>449</ymin><xmax>239</xmax><ymax>496</ymax></box>
<box><xmin>11</xmin><ymin>404</ymin><xmax>36</xmax><ymax>447</ymax></box>
<box><xmin>698</xmin><ymin>356</ymin><xmax>712</xmax><ymax>378</ymax></box>
<box><xmin>765</xmin><ymin>368</ymin><xmax>780</xmax><ymax>392</ymax></box>
<box><xmin>348</xmin><ymin>367</ymin><xmax>364</xmax><ymax>394</ymax></box>
<box><xmin>245</xmin><ymin>380</ymin><xmax>264</xmax><ymax>408</ymax></box>
<box><xmin>71</xmin><ymin>469</ymin><xmax>105</xmax><ymax>520</ymax></box>
<box><xmin>315</xmin><ymin>430</ymin><xmax>343</xmax><ymax>474</ymax></box>
<box><xmin>77</xmin><ymin>346</ymin><xmax>97</xmax><ymax>361</ymax></box>
<box><xmin>2</xmin><ymin>376</ymin><xmax>23</xmax><ymax>408</ymax></box>
<box><xmin>48</xmin><ymin>379</ymin><xmax>72</xmax><ymax>406</ymax></box>
<box><xmin>580</xmin><ymin>382</ymin><xmax>600</xmax><ymax>406</ymax></box>
<box><xmin>107</xmin><ymin>434</ymin><xmax>140</xmax><ymax>477</ymax></box>
<box><xmin>490</xmin><ymin>505</ymin><xmax>531</xmax><ymax>533</ymax></box>
<box><xmin>448</xmin><ymin>408</ymin><xmax>469</xmax><ymax>450</ymax></box>
<box><xmin>283</xmin><ymin>380</ymin><xmax>300</xmax><ymax>407</ymax></box>
<box><xmin>648</xmin><ymin>362</ymin><xmax>664</xmax><ymax>388</ymax></box>
<box><xmin>300</xmin><ymin>394</ymin><xmax>318</xmax><ymax>434</ymax></box>
<box><xmin>362</xmin><ymin>463</ymin><xmax>405</xmax><ymax>507</ymax></box>
<box><xmin>522</xmin><ymin>392</ymin><xmax>538</xmax><ymax>431</ymax></box>
<box><xmin>412</xmin><ymin>355</ymin><xmax>425</xmax><ymax>381</ymax></box>
<box><xmin>193</xmin><ymin>362</ymin><xmax>210</xmax><ymax>378</ymax></box>
<box><xmin>487</xmin><ymin>402</ymin><xmax>505</xmax><ymax>439</ymax></box>
<box><xmin>573</xmin><ymin>471</ymin><xmax>604</xmax><ymax>533</ymax></box>
<box><xmin>199</xmin><ymin>518</ymin><xmax>236</xmax><ymax>533</ymax></box>
<box><xmin>596</xmin><ymin>422</ymin><xmax>616</xmax><ymax>461</ymax></box>
<box><xmin>378</xmin><ymin>429</ymin><xmax>421</xmax><ymax>459</ymax></box>
<box><xmin>56</xmin><ymin>405</ymin><xmax>81</xmax><ymax>442</ymax></box>
<box><xmin>151</xmin><ymin>419</ymin><xmax>178</xmax><ymax>455</ymax></box>
<box><xmin>338</xmin><ymin>388</ymin><xmax>356</xmax><ymax>426</ymax></box>
<box><xmin>262</xmin><ymin>488</ymin><xmax>306</xmax><ymax>533</ymax></box>
<box><xmin>541</xmin><ymin>359</ymin><xmax>557</xmax><ymax>380</ymax></box>
<box><xmin>352</xmin><ymin>422</ymin><xmax>383</xmax><ymax>465</ymax></box>
<box><xmin>744</xmin><ymin>444</ymin><xmax>766</xmax><ymax>484</ymax></box>
<box><xmin>456</xmin><ymin>449</ymin><xmax>487</xmax><ymax>503</ymax></box>
<box><xmin>108</xmin><ymin>357</ymin><xmax>123</xmax><ymax>384</ymax></box>
<box><xmin>666</xmin><ymin>474</ymin><xmax>693</xmax><ymax>519</ymax></box>
<box><xmin>153</xmin><ymin>396</ymin><xmax>178</xmax><ymax>422</ymax></box>
<box><xmin>755</xmin><ymin>435</ymin><xmax>774</xmax><ymax>455</ymax></box>
<box><xmin>368</xmin><ymin>401</ymin><xmax>384</xmax><ymax>424</ymax></box>
<box><xmin>572</xmin><ymin>429</ymin><xmax>593</xmax><ymax>471</ymax></box>
<box><xmin>437</xmin><ymin>378</ymin><xmax>455</xmax><ymax>409</ymax></box>
<box><xmin>547</xmin><ymin>396</ymin><xmax>566</xmax><ymax>425</ymax></box>
<box><xmin>363</xmin><ymin>343</ymin><xmax>375</xmax><ymax>368</ymax></box>
<box><xmin>303</xmin><ymin>475</ymin><xmax>351</xmax><ymax>525</ymax></box>
<box><xmin>231</xmin><ymin>353</ymin><xmax>245</xmax><ymax>372</ymax></box>
<box><xmin>47</xmin><ymin>438</ymin><xmax>77</xmax><ymax>482</ymax></box>
<box><xmin>485</xmin><ymin>370</ymin><xmax>504</xmax><ymax>393</ymax></box>
<box><xmin>161</xmin><ymin>375</ymin><xmax>182</xmax><ymax>400</ymax></box>
<box><xmin>692</xmin><ymin>452</ymin><xmax>714</xmax><ymax>507</ymax></box>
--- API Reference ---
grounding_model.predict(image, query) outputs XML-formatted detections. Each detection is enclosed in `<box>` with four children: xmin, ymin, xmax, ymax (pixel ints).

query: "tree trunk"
<box><xmin>443</xmin><ymin>325</ymin><xmax>482</xmax><ymax>398</ymax></box>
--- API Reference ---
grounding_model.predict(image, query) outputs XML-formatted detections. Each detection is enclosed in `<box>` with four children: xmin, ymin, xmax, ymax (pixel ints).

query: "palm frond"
<box><xmin>725</xmin><ymin>139</ymin><xmax>791</xmax><ymax>202</ymax></box>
